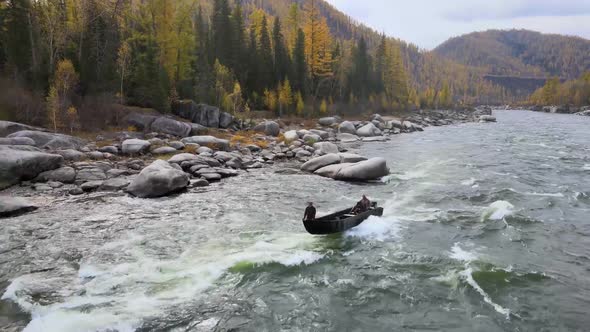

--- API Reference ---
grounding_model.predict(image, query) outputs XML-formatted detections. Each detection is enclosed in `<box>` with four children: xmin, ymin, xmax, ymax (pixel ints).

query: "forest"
<box><xmin>529</xmin><ymin>71</ymin><xmax>590</xmax><ymax>107</ymax></box>
<box><xmin>0</xmin><ymin>0</ymin><xmax>529</xmax><ymax>132</ymax></box>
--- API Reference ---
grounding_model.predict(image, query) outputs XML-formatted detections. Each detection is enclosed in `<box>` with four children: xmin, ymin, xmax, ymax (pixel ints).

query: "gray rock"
<box><xmin>314</xmin><ymin>163</ymin><xmax>354</xmax><ymax>178</ymax></box>
<box><xmin>246</xmin><ymin>144</ymin><xmax>261</xmax><ymax>152</ymax></box>
<box><xmin>334</xmin><ymin>158</ymin><xmax>389</xmax><ymax>181</ymax></box>
<box><xmin>313</xmin><ymin>142</ymin><xmax>339</xmax><ymax>155</ymax></box>
<box><xmin>47</xmin><ymin>181</ymin><xmax>63</xmax><ymax>188</ymax></box>
<box><xmin>81</xmin><ymin>181</ymin><xmax>103</xmax><ymax>192</ymax></box>
<box><xmin>35</xmin><ymin>167</ymin><xmax>76</xmax><ymax>184</ymax></box>
<box><xmin>338</xmin><ymin>153</ymin><xmax>367</xmax><ymax>163</ymax></box>
<box><xmin>107</xmin><ymin>169</ymin><xmax>130</xmax><ymax>178</ymax></box>
<box><xmin>0</xmin><ymin>121</ymin><xmax>45</xmax><ymax>137</ymax></box>
<box><xmin>181</xmin><ymin>136</ymin><xmax>230</xmax><ymax>151</ymax></box>
<box><xmin>0</xmin><ymin>145</ymin><xmax>63</xmax><ymax>189</ymax></box>
<box><xmin>125</xmin><ymin>112</ymin><xmax>158</xmax><ymax>131</ymax></box>
<box><xmin>214</xmin><ymin>151</ymin><xmax>238</xmax><ymax>162</ymax></box>
<box><xmin>7</xmin><ymin>130</ymin><xmax>85</xmax><ymax>150</ymax></box>
<box><xmin>338</xmin><ymin>121</ymin><xmax>357</xmax><ymax>135</ymax></box>
<box><xmin>76</xmin><ymin>168</ymin><xmax>107</xmax><ymax>182</ymax></box>
<box><xmin>310</xmin><ymin>129</ymin><xmax>329</xmax><ymax>140</ymax></box>
<box><xmin>247</xmin><ymin>162</ymin><xmax>264</xmax><ymax>169</ymax></box>
<box><xmin>122</xmin><ymin>139</ymin><xmax>151</xmax><ymax>155</ymax></box>
<box><xmin>168</xmin><ymin>153</ymin><xmax>199</xmax><ymax>163</ymax></box>
<box><xmin>55</xmin><ymin>149</ymin><xmax>86</xmax><ymax>161</ymax></box>
<box><xmin>152</xmin><ymin>146</ymin><xmax>178</xmax><ymax>155</ymax></box>
<box><xmin>336</xmin><ymin>133</ymin><xmax>360</xmax><ymax>142</ymax></box>
<box><xmin>100</xmin><ymin>177</ymin><xmax>131</xmax><ymax>191</ymax></box>
<box><xmin>98</xmin><ymin>146</ymin><xmax>118</xmax><ymax>154</ymax></box>
<box><xmin>301</xmin><ymin>153</ymin><xmax>341</xmax><ymax>172</ymax></box>
<box><xmin>253</xmin><ymin>121</ymin><xmax>280</xmax><ymax>137</ymax></box>
<box><xmin>87</xmin><ymin>151</ymin><xmax>105</xmax><ymax>160</ymax></box>
<box><xmin>201</xmin><ymin>173</ymin><xmax>222</xmax><ymax>181</ymax></box>
<box><xmin>226</xmin><ymin>158</ymin><xmax>243</xmax><ymax>169</ymax></box>
<box><xmin>371</xmin><ymin>114</ymin><xmax>384</xmax><ymax>123</ymax></box>
<box><xmin>296</xmin><ymin>150</ymin><xmax>312</xmax><ymax>158</ymax></box>
<box><xmin>172</xmin><ymin>101</ymin><xmax>222</xmax><ymax>128</ymax></box>
<box><xmin>190</xmin><ymin>178</ymin><xmax>210</xmax><ymax>187</ymax></box>
<box><xmin>69</xmin><ymin>187</ymin><xmax>84</xmax><ymax>195</ymax></box>
<box><xmin>356</xmin><ymin>123</ymin><xmax>382</xmax><ymax>137</ymax></box>
<box><xmin>0</xmin><ymin>197</ymin><xmax>38</xmax><ymax>218</ymax></box>
<box><xmin>33</xmin><ymin>183</ymin><xmax>52</xmax><ymax>191</ymax></box>
<box><xmin>197</xmin><ymin>146</ymin><xmax>213</xmax><ymax>154</ymax></box>
<box><xmin>190</xmin><ymin>123</ymin><xmax>208</xmax><ymax>135</ymax></box>
<box><xmin>362</xmin><ymin>136</ymin><xmax>388</xmax><ymax>142</ymax></box>
<box><xmin>479</xmin><ymin>115</ymin><xmax>497</xmax><ymax>123</ymax></box>
<box><xmin>219</xmin><ymin>112</ymin><xmax>234</xmax><ymax>129</ymax></box>
<box><xmin>169</xmin><ymin>141</ymin><xmax>185</xmax><ymax>150</ymax></box>
<box><xmin>318</xmin><ymin>117</ymin><xmax>339</xmax><ymax>126</ymax></box>
<box><xmin>387</xmin><ymin>119</ymin><xmax>403</xmax><ymax>129</ymax></box>
<box><xmin>284</xmin><ymin>130</ymin><xmax>299</xmax><ymax>143</ymax></box>
<box><xmin>303</xmin><ymin>134</ymin><xmax>321</xmax><ymax>144</ymax></box>
<box><xmin>150</xmin><ymin>117</ymin><xmax>192</xmax><ymax>137</ymax></box>
<box><xmin>127</xmin><ymin>160</ymin><xmax>190</xmax><ymax>198</ymax></box>
<box><xmin>0</xmin><ymin>137</ymin><xmax>36</xmax><ymax>146</ymax></box>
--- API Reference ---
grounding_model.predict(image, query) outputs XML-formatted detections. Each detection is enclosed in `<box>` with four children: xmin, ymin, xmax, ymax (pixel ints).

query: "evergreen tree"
<box><xmin>272</xmin><ymin>17</ymin><xmax>289</xmax><ymax>83</ymax></box>
<box><xmin>291</xmin><ymin>28</ymin><xmax>307</xmax><ymax>94</ymax></box>
<box><xmin>351</xmin><ymin>37</ymin><xmax>370</xmax><ymax>100</ymax></box>
<box><xmin>212</xmin><ymin>0</ymin><xmax>232</xmax><ymax>66</ymax></box>
<box><xmin>230</xmin><ymin>1</ymin><xmax>245</xmax><ymax>78</ymax></box>
<box><xmin>4</xmin><ymin>0</ymin><xmax>36</xmax><ymax>84</ymax></box>
<box><xmin>257</xmin><ymin>15</ymin><xmax>273</xmax><ymax>91</ymax></box>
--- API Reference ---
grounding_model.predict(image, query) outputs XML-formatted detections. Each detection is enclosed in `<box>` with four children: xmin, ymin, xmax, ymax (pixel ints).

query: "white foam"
<box><xmin>461</xmin><ymin>178</ymin><xmax>477</xmax><ymax>186</ymax></box>
<box><xmin>583</xmin><ymin>164</ymin><xmax>590</xmax><ymax>171</ymax></box>
<box><xmin>395</xmin><ymin>169</ymin><xmax>427</xmax><ymax>180</ymax></box>
<box><xmin>3</xmin><ymin>232</ymin><xmax>325</xmax><ymax>332</ymax></box>
<box><xmin>449</xmin><ymin>243</ymin><xmax>478</xmax><ymax>262</ymax></box>
<box><xmin>460</xmin><ymin>268</ymin><xmax>511</xmax><ymax>319</ymax></box>
<box><xmin>525</xmin><ymin>192</ymin><xmax>564</xmax><ymax>198</ymax></box>
<box><xmin>481</xmin><ymin>201</ymin><xmax>514</xmax><ymax>221</ymax></box>
<box><xmin>345</xmin><ymin>215</ymin><xmax>401</xmax><ymax>241</ymax></box>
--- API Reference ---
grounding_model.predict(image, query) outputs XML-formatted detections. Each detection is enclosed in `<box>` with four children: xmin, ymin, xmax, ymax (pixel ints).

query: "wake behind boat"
<box><xmin>303</xmin><ymin>202</ymin><xmax>384</xmax><ymax>235</ymax></box>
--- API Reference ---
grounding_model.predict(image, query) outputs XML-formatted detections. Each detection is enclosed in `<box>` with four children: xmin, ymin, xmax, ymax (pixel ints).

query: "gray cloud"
<box><xmin>444</xmin><ymin>0</ymin><xmax>590</xmax><ymax>21</ymax></box>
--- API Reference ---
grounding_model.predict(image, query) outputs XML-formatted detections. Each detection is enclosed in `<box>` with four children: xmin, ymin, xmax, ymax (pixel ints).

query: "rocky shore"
<box><xmin>0</xmin><ymin>106</ymin><xmax>492</xmax><ymax>218</ymax></box>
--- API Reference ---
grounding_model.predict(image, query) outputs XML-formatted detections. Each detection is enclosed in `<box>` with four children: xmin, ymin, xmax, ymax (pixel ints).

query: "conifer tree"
<box><xmin>272</xmin><ymin>17</ymin><xmax>290</xmax><ymax>83</ymax></box>
<box><xmin>292</xmin><ymin>28</ymin><xmax>307</xmax><ymax>95</ymax></box>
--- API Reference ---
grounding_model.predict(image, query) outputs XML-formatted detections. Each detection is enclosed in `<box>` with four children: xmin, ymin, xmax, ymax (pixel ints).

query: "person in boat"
<box><xmin>303</xmin><ymin>202</ymin><xmax>316</xmax><ymax>221</ymax></box>
<box><xmin>351</xmin><ymin>195</ymin><xmax>371</xmax><ymax>214</ymax></box>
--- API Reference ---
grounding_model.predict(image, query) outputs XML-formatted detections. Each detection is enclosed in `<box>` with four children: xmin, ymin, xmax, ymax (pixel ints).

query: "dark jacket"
<box><xmin>304</xmin><ymin>205</ymin><xmax>316</xmax><ymax>221</ymax></box>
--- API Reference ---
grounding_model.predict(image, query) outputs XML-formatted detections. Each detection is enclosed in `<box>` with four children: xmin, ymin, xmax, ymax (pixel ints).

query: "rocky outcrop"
<box><xmin>356</xmin><ymin>123</ymin><xmax>382</xmax><ymax>137</ymax></box>
<box><xmin>0</xmin><ymin>121</ymin><xmax>45</xmax><ymax>137</ymax></box>
<box><xmin>150</xmin><ymin>117</ymin><xmax>192</xmax><ymax>137</ymax></box>
<box><xmin>7</xmin><ymin>130</ymin><xmax>85</xmax><ymax>150</ymax></box>
<box><xmin>127</xmin><ymin>160</ymin><xmax>190</xmax><ymax>198</ymax></box>
<box><xmin>122</xmin><ymin>139</ymin><xmax>151</xmax><ymax>155</ymax></box>
<box><xmin>309</xmin><ymin>156</ymin><xmax>389</xmax><ymax>182</ymax></box>
<box><xmin>318</xmin><ymin>117</ymin><xmax>339</xmax><ymax>126</ymax></box>
<box><xmin>0</xmin><ymin>197</ymin><xmax>38</xmax><ymax>218</ymax></box>
<box><xmin>181</xmin><ymin>136</ymin><xmax>230</xmax><ymax>151</ymax></box>
<box><xmin>0</xmin><ymin>145</ymin><xmax>63</xmax><ymax>189</ymax></box>
<box><xmin>314</xmin><ymin>163</ymin><xmax>354</xmax><ymax>178</ymax></box>
<box><xmin>125</xmin><ymin>113</ymin><xmax>158</xmax><ymax>131</ymax></box>
<box><xmin>172</xmin><ymin>100</ymin><xmax>234</xmax><ymax>129</ymax></box>
<box><xmin>253</xmin><ymin>121</ymin><xmax>280</xmax><ymax>137</ymax></box>
<box><xmin>334</xmin><ymin>158</ymin><xmax>389</xmax><ymax>181</ymax></box>
<box><xmin>312</xmin><ymin>142</ymin><xmax>339</xmax><ymax>155</ymax></box>
<box><xmin>0</xmin><ymin>137</ymin><xmax>36</xmax><ymax>146</ymax></box>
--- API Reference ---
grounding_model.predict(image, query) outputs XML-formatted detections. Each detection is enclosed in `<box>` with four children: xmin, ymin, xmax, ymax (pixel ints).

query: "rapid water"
<box><xmin>1</xmin><ymin>110</ymin><xmax>590</xmax><ymax>331</ymax></box>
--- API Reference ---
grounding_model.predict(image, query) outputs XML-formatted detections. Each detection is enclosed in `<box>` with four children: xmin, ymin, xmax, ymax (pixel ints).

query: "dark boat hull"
<box><xmin>303</xmin><ymin>204</ymin><xmax>384</xmax><ymax>235</ymax></box>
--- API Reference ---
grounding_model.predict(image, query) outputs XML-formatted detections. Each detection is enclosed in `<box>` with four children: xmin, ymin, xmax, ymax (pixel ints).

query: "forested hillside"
<box><xmin>434</xmin><ymin>29</ymin><xmax>590</xmax><ymax>80</ymax></box>
<box><xmin>0</xmin><ymin>0</ymin><xmax>519</xmax><ymax>132</ymax></box>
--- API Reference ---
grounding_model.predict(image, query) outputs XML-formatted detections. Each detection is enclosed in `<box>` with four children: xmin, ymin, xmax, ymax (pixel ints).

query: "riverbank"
<box><xmin>1</xmin><ymin>108</ymin><xmax>490</xmax><ymax>218</ymax></box>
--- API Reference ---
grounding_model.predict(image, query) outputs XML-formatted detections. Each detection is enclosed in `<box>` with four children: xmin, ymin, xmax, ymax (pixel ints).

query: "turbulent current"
<box><xmin>1</xmin><ymin>110</ymin><xmax>590</xmax><ymax>331</ymax></box>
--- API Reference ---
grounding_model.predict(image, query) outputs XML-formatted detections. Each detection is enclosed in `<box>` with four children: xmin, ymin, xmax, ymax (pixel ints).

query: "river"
<box><xmin>1</xmin><ymin>110</ymin><xmax>590</xmax><ymax>331</ymax></box>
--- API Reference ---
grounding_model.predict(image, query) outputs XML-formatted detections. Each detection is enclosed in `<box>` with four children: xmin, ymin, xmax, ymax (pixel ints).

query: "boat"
<box><xmin>303</xmin><ymin>202</ymin><xmax>383</xmax><ymax>235</ymax></box>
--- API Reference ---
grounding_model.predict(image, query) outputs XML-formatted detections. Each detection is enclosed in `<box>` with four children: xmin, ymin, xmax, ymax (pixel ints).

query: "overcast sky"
<box><xmin>324</xmin><ymin>0</ymin><xmax>590</xmax><ymax>49</ymax></box>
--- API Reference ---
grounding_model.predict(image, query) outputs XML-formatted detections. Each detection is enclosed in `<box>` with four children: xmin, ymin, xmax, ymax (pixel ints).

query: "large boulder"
<box><xmin>253</xmin><ymin>121</ymin><xmax>280</xmax><ymax>137</ymax></box>
<box><xmin>336</xmin><ymin>133</ymin><xmax>360</xmax><ymax>142</ymax></box>
<box><xmin>0</xmin><ymin>137</ymin><xmax>36</xmax><ymax>146</ymax></box>
<box><xmin>338</xmin><ymin>153</ymin><xmax>367</xmax><ymax>163</ymax></box>
<box><xmin>7</xmin><ymin>130</ymin><xmax>85</xmax><ymax>150</ymax></box>
<box><xmin>150</xmin><ymin>117</ymin><xmax>192</xmax><ymax>137</ymax></box>
<box><xmin>219</xmin><ymin>112</ymin><xmax>234</xmax><ymax>129</ymax></box>
<box><xmin>479</xmin><ymin>115</ymin><xmax>497</xmax><ymax>123</ymax></box>
<box><xmin>318</xmin><ymin>117</ymin><xmax>339</xmax><ymax>126</ymax></box>
<box><xmin>334</xmin><ymin>158</ymin><xmax>389</xmax><ymax>181</ymax></box>
<box><xmin>181</xmin><ymin>136</ymin><xmax>230</xmax><ymax>151</ymax></box>
<box><xmin>122</xmin><ymin>139</ymin><xmax>151</xmax><ymax>155</ymax></box>
<box><xmin>0</xmin><ymin>121</ymin><xmax>46</xmax><ymax>137</ymax></box>
<box><xmin>190</xmin><ymin>123</ymin><xmax>208</xmax><ymax>135</ymax></box>
<box><xmin>314</xmin><ymin>163</ymin><xmax>354</xmax><ymax>178</ymax></box>
<box><xmin>125</xmin><ymin>113</ymin><xmax>158</xmax><ymax>131</ymax></box>
<box><xmin>172</xmin><ymin>101</ymin><xmax>223</xmax><ymax>128</ymax></box>
<box><xmin>35</xmin><ymin>166</ymin><xmax>76</xmax><ymax>184</ymax></box>
<box><xmin>312</xmin><ymin>142</ymin><xmax>339</xmax><ymax>155</ymax></box>
<box><xmin>356</xmin><ymin>123</ymin><xmax>382</xmax><ymax>137</ymax></box>
<box><xmin>303</xmin><ymin>134</ymin><xmax>321</xmax><ymax>144</ymax></box>
<box><xmin>0</xmin><ymin>197</ymin><xmax>38</xmax><ymax>218</ymax></box>
<box><xmin>0</xmin><ymin>145</ymin><xmax>63</xmax><ymax>189</ymax></box>
<box><xmin>76</xmin><ymin>168</ymin><xmax>107</xmax><ymax>182</ymax></box>
<box><xmin>338</xmin><ymin>121</ymin><xmax>357</xmax><ymax>135</ymax></box>
<box><xmin>309</xmin><ymin>129</ymin><xmax>329</xmax><ymax>140</ymax></box>
<box><xmin>55</xmin><ymin>149</ymin><xmax>86</xmax><ymax>161</ymax></box>
<box><xmin>301</xmin><ymin>154</ymin><xmax>341</xmax><ymax>172</ymax></box>
<box><xmin>387</xmin><ymin>120</ymin><xmax>403</xmax><ymax>129</ymax></box>
<box><xmin>127</xmin><ymin>160</ymin><xmax>190</xmax><ymax>198</ymax></box>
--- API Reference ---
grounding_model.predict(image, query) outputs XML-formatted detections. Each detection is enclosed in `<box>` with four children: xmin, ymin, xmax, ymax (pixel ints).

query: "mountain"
<box><xmin>433</xmin><ymin>29</ymin><xmax>590</xmax><ymax>96</ymax></box>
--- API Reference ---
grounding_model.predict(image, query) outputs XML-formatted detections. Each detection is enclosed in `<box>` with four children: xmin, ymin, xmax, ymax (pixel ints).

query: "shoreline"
<box><xmin>0</xmin><ymin>108</ymin><xmax>492</xmax><ymax>217</ymax></box>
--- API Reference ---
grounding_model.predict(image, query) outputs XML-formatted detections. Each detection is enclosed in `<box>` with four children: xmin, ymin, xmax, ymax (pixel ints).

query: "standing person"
<box><xmin>352</xmin><ymin>195</ymin><xmax>371</xmax><ymax>214</ymax></box>
<box><xmin>303</xmin><ymin>202</ymin><xmax>316</xmax><ymax>221</ymax></box>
